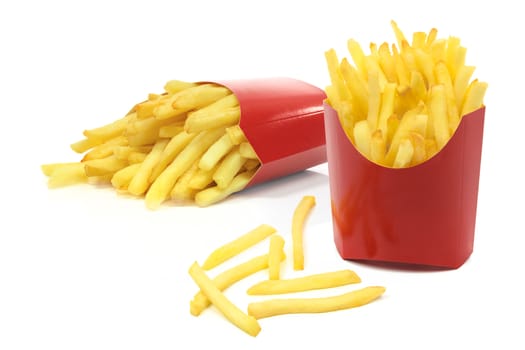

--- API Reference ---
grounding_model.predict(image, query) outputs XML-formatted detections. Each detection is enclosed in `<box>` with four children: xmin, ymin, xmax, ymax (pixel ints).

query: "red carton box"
<box><xmin>214</xmin><ymin>78</ymin><xmax>327</xmax><ymax>187</ymax></box>
<box><xmin>324</xmin><ymin>103</ymin><xmax>485</xmax><ymax>268</ymax></box>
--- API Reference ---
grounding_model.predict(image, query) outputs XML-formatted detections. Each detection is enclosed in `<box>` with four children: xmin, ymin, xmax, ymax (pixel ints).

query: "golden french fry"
<box><xmin>390</xmin><ymin>20</ymin><xmax>407</xmax><ymax>50</ymax></box>
<box><xmin>292</xmin><ymin>195</ymin><xmax>316</xmax><ymax>271</ymax></box>
<box><xmin>111</xmin><ymin>163</ymin><xmax>141</xmax><ymax>191</ymax></box>
<box><xmin>445</xmin><ymin>36</ymin><xmax>461</xmax><ymax>80</ymax></box>
<box><xmin>392</xmin><ymin>138</ymin><xmax>414</xmax><ymax>168</ymax></box>
<box><xmin>81</xmin><ymin>135</ymin><xmax>128</xmax><ymax>161</ymax></box>
<box><xmin>247</xmin><ymin>269</ymin><xmax>361</xmax><ymax>295</ymax></box>
<box><xmin>185</xmin><ymin>106</ymin><xmax>240</xmax><ymax>133</ymax></box>
<box><xmin>429</xmin><ymin>84</ymin><xmax>449</xmax><ymax>149</ymax></box>
<box><xmin>163</xmin><ymin>80</ymin><xmax>198</xmax><ymax>94</ymax></box>
<box><xmin>83</xmin><ymin>156</ymin><xmax>128</xmax><ymax>177</ymax></box>
<box><xmin>238</xmin><ymin>142</ymin><xmax>258</xmax><ymax>160</ymax></box>
<box><xmin>199</xmin><ymin>133</ymin><xmax>234</xmax><ymax>171</ymax></box>
<box><xmin>154</xmin><ymin>84</ymin><xmax>230</xmax><ymax>120</ymax></box>
<box><xmin>83</xmin><ymin>113</ymin><xmax>133</xmax><ymax>142</ymax></box>
<box><xmin>378</xmin><ymin>42</ymin><xmax>396</xmax><ymax>83</ymax></box>
<box><xmin>370</xmin><ymin>129</ymin><xmax>386</xmax><ymax>165</ymax></box>
<box><xmin>377</xmin><ymin>83</ymin><xmax>397</xmax><ymax>137</ymax></box>
<box><xmin>460</xmin><ymin>80</ymin><xmax>488</xmax><ymax>116</ymax></box>
<box><xmin>367</xmin><ymin>70</ymin><xmax>381</xmax><ymax>130</ymax></box>
<box><xmin>324</xmin><ymin>48</ymin><xmax>350</xmax><ymax>104</ymax></box>
<box><xmin>340</xmin><ymin>58</ymin><xmax>368</xmax><ymax>118</ymax></box>
<box><xmin>213</xmin><ymin>148</ymin><xmax>246</xmax><ymax>189</ymax></box>
<box><xmin>171</xmin><ymin>160</ymin><xmax>199</xmax><ymax>201</ymax></box>
<box><xmin>127</xmin><ymin>139</ymin><xmax>168</xmax><ymax>196</ymax></box>
<box><xmin>70</xmin><ymin>138</ymin><xmax>101</xmax><ymax>154</ymax></box>
<box><xmin>347</xmin><ymin>39</ymin><xmax>368</xmax><ymax>80</ymax></box>
<box><xmin>128</xmin><ymin>151</ymin><xmax>147</xmax><ymax>164</ymax></box>
<box><xmin>411</xmin><ymin>31</ymin><xmax>427</xmax><ymax>49</ymax></box>
<box><xmin>225</xmin><ymin>125</ymin><xmax>247</xmax><ymax>145</ymax></box>
<box><xmin>158</xmin><ymin>123</ymin><xmax>184</xmax><ymax>138</ymax></box>
<box><xmin>435</xmin><ymin>61</ymin><xmax>460</xmax><ymax>132</ymax></box>
<box><xmin>353</xmin><ymin>120</ymin><xmax>372</xmax><ymax>158</ymax></box>
<box><xmin>187</xmin><ymin>93</ymin><xmax>239</xmax><ymax>120</ymax></box>
<box><xmin>409</xmin><ymin>132</ymin><xmax>426</xmax><ymax>166</ymax></box>
<box><xmin>453</xmin><ymin>65</ymin><xmax>476</xmax><ymax>111</ymax></box>
<box><xmin>190</xmin><ymin>252</ymin><xmax>284</xmax><ymax>316</ymax></box>
<box><xmin>44</xmin><ymin>162</ymin><xmax>87</xmax><ymax>188</ymax></box>
<box><xmin>247</xmin><ymin>286</ymin><xmax>386</xmax><ymax>319</ymax></box>
<box><xmin>188</xmin><ymin>262</ymin><xmax>261</xmax><ymax>337</ymax></box>
<box><xmin>194</xmin><ymin>169</ymin><xmax>255</xmax><ymax>207</ymax></box>
<box><xmin>201</xmin><ymin>223</ymin><xmax>277</xmax><ymax>271</ymax></box>
<box><xmin>268</xmin><ymin>235</ymin><xmax>285</xmax><ymax>280</ymax></box>
<box><xmin>188</xmin><ymin>165</ymin><xmax>218</xmax><ymax>190</ymax></box>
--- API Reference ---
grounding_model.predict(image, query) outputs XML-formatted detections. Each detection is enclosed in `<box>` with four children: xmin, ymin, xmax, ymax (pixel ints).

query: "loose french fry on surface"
<box><xmin>247</xmin><ymin>286</ymin><xmax>386</xmax><ymax>319</ymax></box>
<box><xmin>41</xmin><ymin>80</ymin><xmax>262</xmax><ymax>208</ymax></box>
<box><xmin>324</xmin><ymin>21</ymin><xmax>487</xmax><ymax>168</ymax></box>
<box><xmin>292</xmin><ymin>195</ymin><xmax>316</xmax><ymax>271</ymax></box>
<box><xmin>188</xmin><ymin>262</ymin><xmax>261</xmax><ymax>337</ymax></box>
<box><xmin>201</xmin><ymin>224</ymin><xmax>277</xmax><ymax>270</ymax></box>
<box><xmin>247</xmin><ymin>269</ymin><xmax>361</xmax><ymax>295</ymax></box>
<box><xmin>268</xmin><ymin>235</ymin><xmax>285</xmax><ymax>280</ymax></box>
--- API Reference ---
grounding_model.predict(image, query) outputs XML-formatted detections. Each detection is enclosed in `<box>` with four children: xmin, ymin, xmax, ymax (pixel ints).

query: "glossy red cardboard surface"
<box><xmin>214</xmin><ymin>78</ymin><xmax>327</xmax><ymax>187</ymax></box>
<box><xmin>324</xmin><ymin>103</ymin><xmax>485</xmax><ymax>268</ymax></box>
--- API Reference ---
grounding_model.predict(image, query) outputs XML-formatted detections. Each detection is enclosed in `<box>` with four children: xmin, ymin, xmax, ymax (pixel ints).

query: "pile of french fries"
<box><xmin>188</xmin><ymin>196</ymin><xmax>386</xmax><ymax>337</ymax></box>
<box><xmin>325</xmin><ymin>21</ymin><xmax>488</xmax><ymax>168</ymax></box>
<box><xmin>41</xmin><ymin>81</ymin><xmax>262</xmax><ymax>208</ymax></box>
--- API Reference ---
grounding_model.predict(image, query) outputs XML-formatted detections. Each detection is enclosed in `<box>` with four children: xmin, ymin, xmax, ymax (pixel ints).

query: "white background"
<box><xmin>1</xmin><ymin>0</ymin><xmax>524</xmax><ymax>349</ymax></box>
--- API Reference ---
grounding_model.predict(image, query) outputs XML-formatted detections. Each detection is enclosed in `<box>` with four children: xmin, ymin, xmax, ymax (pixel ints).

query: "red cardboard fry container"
<box><xmin>213</xmin><ymin>78</ymin><xmax>327</xmax><ymax>187</ymax></box>
<box><xmin>324</xmin><ymin>103</ymin><xmax>485</xmax><ymax>268</ymax></box>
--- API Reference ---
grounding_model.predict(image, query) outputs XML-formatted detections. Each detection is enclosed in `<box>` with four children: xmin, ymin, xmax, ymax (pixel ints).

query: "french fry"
<box><xmin>81</xmin><ymin>135</ymin><xmax>127</xmax><ymax>161</ymax></box>
<box><xmin>429</xmin><ymin>84</ymin><xmax>449</xmax><ymax>149</ymax></box>
<box><xmin>190</xmin><ymin>252</ymin><xmax>285</xmax><ymax>316</ymax></box>
<box><xmin>460</xmin><ymin>80</ymin><xmax>488</xmax><ymax>116</ymax></box>
<box><xmin>111</xmin><ymin>163</ymin><xmax>141</xmax><ymax>191</ymax></box>
<box><xmin>247</xmin><ymin>286</ymin><xmax>386</xmax><ymax>319</ymax></box>
<box><xmin>194</xmin><ymin>169</ymin><xmax>255</xmax><ymax>207</ymax></box>
<box><xmin>238</xmin><ymin>142</ymin><xmax>258</xmax><ymax>160</ymax></box>
<box><xmin>83</xmin><ymin>113</ymin><xmax>133</xmax><ymax>142</ymax></box>
<box><xmin>198</xmin><ymin>133</ymin><xmax>234</xmax><ymax>171</ymax></box>
<box><xmin>353</xmin><ymin>120</ymin><xmax>372</xmax><ymax>159</ymax></box>
<box><xmin>83</xmin><ymin>156</ymin><xmax>127</xmax><ymax>177</ymax></box>
<box><xmin>225</xmin><ymin>125</ymin><xmax>247</xmax><ymax>145</ymax></box>
<box><xmin>171</xmin><ymin>160</ymin><xmax>199</xmax><ymax>201</ymax></box>
<box><xmin>188</xmin><ymin>262</ymin><xmax>261</xmax><ymax>337</ymax></box>
<box><xmin>44</xmin><ymin>162</ymin><xmax>88</xmax><ymax>188</ymax></box>
<box><xmin>201</xmin><ymin>223</ymin><xmax>276</xmax><ymax>270</ymax></box>
<box><xmin>392</xmin><ymin>138</ymin><xmax>414</xmax><ymax>168</ymax></box>
<box><xmin>163</xmin><ymin>80</ymin><xmax>198</xmax><ymax>94</ymax></box>
<box><xmin>247</xmin><ymin>269</ymin><xmax>361</xmax><ymax>295</ymax></box>
<box><xmin>213</xmin><ymin>147</ymin><xmax>247</xmax><ymax>189</ymax></box>
<box><xmin>268</xmin><ymin>235</ymin><xmax>285</xmax><ymax>280</ymax></box>
<box><xmin>188</xmin><ymin>165</ymin><xmax>218</xmax><ymax>190</ymax></box>
<box><xmin>185</xmin><ymin>106</ymin><xmax>240</xmax><ymax>133</ymax></box>
<box><xmin>70</xmin><ymin>138</ymin><xmax>101</xmax><ymax>154</ymax></box>
<box><xmin>292</xmin><ymin>195</ymin><xmax>316</xmax><ymax>271</ymax></box>
<box><xmin>370</xmin><ymin>129</ymin><xmax>386</xmax><ymax>165</ymax></box>
<box><xmin>127</xmin><ymin>139</ymin><xmax>168</xmax><ymax>196</ymax></box>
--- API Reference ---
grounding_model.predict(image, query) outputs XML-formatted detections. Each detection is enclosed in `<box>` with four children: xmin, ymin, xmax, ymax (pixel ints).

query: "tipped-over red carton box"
<box><xmin>214</xmin><ymin>78</ymin><xmax>327</xmax><ymax>187</ymax></box>
<box><xmin>324</xmin><ymin>103</ymin><xmax>485</xmax><ymax>268</ymax></box>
